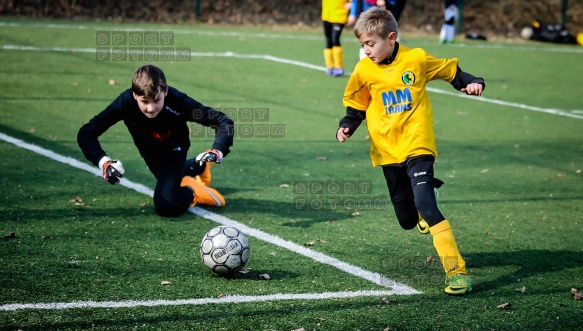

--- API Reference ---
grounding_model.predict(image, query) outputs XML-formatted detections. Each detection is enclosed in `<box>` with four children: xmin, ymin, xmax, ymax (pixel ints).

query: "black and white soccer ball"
<box><xmin>200</xmin><ymin>226</ymin><xmax>250</xmax><ymax>276</ymax></box>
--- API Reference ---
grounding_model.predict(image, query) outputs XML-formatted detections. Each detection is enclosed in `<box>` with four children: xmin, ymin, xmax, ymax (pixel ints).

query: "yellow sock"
<box><xmin>332</xmin><ymin>46</ymin><xmax>344</xmax><ymax>68</ymax></box>
<box><xmin>430</xmin><ymin>220</ymin><xmax>467</xmax><ymax>276</ymax></box>
<box><xmin>324</xmin><ymin>48</ymin><xmax>334</xmax><ymax>68</ymax></box>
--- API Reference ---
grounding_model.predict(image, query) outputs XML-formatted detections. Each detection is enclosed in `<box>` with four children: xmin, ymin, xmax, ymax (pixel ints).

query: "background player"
<box><xmin>322</xmin><ymin>0</ymin><xmax>350</xmax><ymax>76</ymax></box>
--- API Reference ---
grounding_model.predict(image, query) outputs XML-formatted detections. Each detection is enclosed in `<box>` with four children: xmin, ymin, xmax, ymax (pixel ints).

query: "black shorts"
<box><xmin>382</xmin><ymin>155</ymin><xmax>445</xmax><ymax>229</ymax></box>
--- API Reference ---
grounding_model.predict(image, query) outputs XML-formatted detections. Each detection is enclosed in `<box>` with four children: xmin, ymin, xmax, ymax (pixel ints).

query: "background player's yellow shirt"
<box><xmin>343</xmin><ymin>45</ymin><xmax>458</xmax><ymax>166</ymax></box>
<box><xmin>321</xmin><ymin>0</ymin><xmax>349</xmax><ymax>24</ymax></box>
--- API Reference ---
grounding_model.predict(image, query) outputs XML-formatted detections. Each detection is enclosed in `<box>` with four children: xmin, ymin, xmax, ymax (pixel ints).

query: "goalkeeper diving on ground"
<box><xmin>78</xmin><ymin>64</ymin><xmax>234</xmax><ymax>217</ymax></box>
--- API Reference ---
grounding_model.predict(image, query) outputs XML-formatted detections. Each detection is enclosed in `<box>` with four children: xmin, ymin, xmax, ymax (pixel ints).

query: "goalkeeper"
<box><xmin>78</xmin><ymin>64</ymin><xmax>234</xmax><ymax>217</ymax></box>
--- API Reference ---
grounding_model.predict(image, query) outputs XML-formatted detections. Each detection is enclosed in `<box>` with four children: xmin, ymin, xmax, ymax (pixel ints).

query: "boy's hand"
<box><xmin>346</xmin><ymin>15</ymin><xmax>357</xmax><ymax>26</ymax></box>
<box><xmin>461</xmin><ymin>83</ymin><xmax>483</xmax><ymax>96</ymax></box>
<box><xmin>336</xmin><ymin>127</ymin><xmax>352</xmax><ymax>142</ymax></box>
<box><xmin>195</xmin><ymin>149</ymin><xmax>223</xmax><ymax>166</ymax></box>
<box><xmin>99</xmin><ymin>157</ymin><xmax>125</xmax><ymax>185</ymax></box>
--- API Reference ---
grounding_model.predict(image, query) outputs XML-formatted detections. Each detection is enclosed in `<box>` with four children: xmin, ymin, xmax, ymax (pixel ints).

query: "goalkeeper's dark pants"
<box><xmin>143</xmin><ymin>150</ymin><xmax>205</xmax><ymax>217</ymax></box>
<box><xmin>382</xmin><ymin>155</ymin><xmax>445</xmax><ymax>230</ymax></box>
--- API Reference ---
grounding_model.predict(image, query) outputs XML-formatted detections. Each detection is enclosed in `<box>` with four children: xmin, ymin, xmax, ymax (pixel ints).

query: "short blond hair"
<box><xmin>354</xmin><ymin>7</ymin><xmax>398</xmax><ymax>39</ymax></box>
<box><xmin>131</xmin><ymin>64</ymin><xmax>167</xmax><ymax>99</ymax></box>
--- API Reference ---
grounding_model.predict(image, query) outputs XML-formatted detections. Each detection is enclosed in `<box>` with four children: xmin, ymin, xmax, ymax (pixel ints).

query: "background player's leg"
<box><xmin>331</xmin><ymin>23</ymin><xmax>345</xmax><ymax>76</ymax></box>
<box><xmin>323</xmin><ymin>21</ymin><xmax>335</xmax><ymax>75</ymax></box>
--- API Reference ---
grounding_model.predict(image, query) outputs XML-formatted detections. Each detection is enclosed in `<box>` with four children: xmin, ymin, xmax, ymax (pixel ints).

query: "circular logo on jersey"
<box><xmin>402</xmin><ymin>71</ymin><xmax>416</xmax><ymax>85</ymax></box>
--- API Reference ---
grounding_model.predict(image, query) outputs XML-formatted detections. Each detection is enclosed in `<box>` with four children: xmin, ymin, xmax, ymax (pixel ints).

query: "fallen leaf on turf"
<box><xmin>383</xmin><ymin>328</ymin><xmax>391</xmax><ymax>331</ymax></box>
<box><xmin>108</xmin><ymin>79</ymin><xmax>117</xmax><ymax>85</ymax></box>
<box><xmin>4</xmin><ymin>232</ymin><xmax>15</xmax><ymax>238</ymax></box>
<box><xmin>280</xmin><ymin>184</ymin><xmax>290</xmax><ymax>188</ymax></box>
<box><xmin>69</xmin><ymin>197</ymin><xmax>85</xmax><ymax>206</ymax></box>
<box><xmin>316</xmin><ymin>156</ymin><xmax>327</xmax><ymax>161</ymax></box>
<box><xmin>239</xmin><ymin>269</ymin><xmax>251</xmax><ymax>274</ymax></box>
<box><xmin>259</xmin><ymin>273</ymin><xmax>271</xmax><ymax>280</ymax></box>
<box><xmin>426</xmin><ymin>256</ymin><xmax>435</xmax><ymax>263</ymax></box>
<box><xmin>351</xmin><ymin>211</ymin><xmax>360</xmax><ymax>217</ymax></box>
<box><xmin>160</xmin><ymin>281</ymin><xmax>172</xmax><ymax>286</ymax></box>
<box><xmin>497</xmin><ymin>302</ymin><xmax>512</xmax><ymax>309</ymax></box>
<box><xmin>571</xmin><ymin>288</ymin><xmax>582</xmax><ymax>300</ymax></box>
<box><xmin>481</xmin><ymin>169</ymin><xmax>489</xmax><ymax>174</ymax></box>
<box><xmin>318</xmin><ymin>239</ymin><xmax>328</xmax><ymax>244</ymax></box>
<box><xmin>556</xmin><ymin>172</ymin><xmax>566</xmax><ymax>178</ymax></box>
<box><xmin>291</xmin><ymin>328</ymin><xmax>305</xmax><ymax>331</ymax></box>
<box><xmin>514</xmin><ymin>286</ymin><xmax>526</xmax><ymax>293</ymax></box>
<box><xmin>379</xmin><ymin>297</ymin><xmax>396</xmax><ymax>304</ymax></box>
<box><xmin>304</xmin><ymin>241</ymin><xmax>315</xmax><ymax>246</ymax></box>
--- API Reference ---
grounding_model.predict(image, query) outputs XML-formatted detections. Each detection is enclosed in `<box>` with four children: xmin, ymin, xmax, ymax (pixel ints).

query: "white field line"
<box><xmin>1</xmin><ymin>44</ymin><xmax>582</xmax><ymax>119</ymax></box>
<box><xmin>0</xmin><ymin>132</ymin><xmax>421</xmax><ymax>309</ymax></box>
<box><xmin>0</xmin><ymin>290</ymin><xmax>408</xmax><ymax>311</ymax></box>
<box><xmin>2</xmin><ymin>21</ymin><xmax>583</xmax><ymax>54</ymax></box>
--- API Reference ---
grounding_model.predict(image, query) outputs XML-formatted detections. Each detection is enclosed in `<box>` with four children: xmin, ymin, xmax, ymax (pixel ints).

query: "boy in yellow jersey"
<box><xmin>336</xmin><ymin>7</ymin><xmax>485</xmax><ymax>295</ymax></box>
<box><xmin>321</xmin><ymin>0</ymin><xmax>350</xmax><ymax>76</ymax></box>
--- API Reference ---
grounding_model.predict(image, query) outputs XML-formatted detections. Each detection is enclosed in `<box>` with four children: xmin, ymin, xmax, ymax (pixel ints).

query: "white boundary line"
<box><xmin>2</xmin><ymin>21</ymin><xmax>583</xmax><ymax>54</ymax></box>
<box><xmin>0</xmin><ymin>132</ymin><xmax>420</xmax><ymax>311</ymax></box>
<box><xmin>0</xmin><ymin>290</ymin><xmax>408</xmax><ymax>311</ymax></box>
<box><xmin>1</xmin><ymin>44</ymin><xmax>582</xmax><ymax>119</ymax></box>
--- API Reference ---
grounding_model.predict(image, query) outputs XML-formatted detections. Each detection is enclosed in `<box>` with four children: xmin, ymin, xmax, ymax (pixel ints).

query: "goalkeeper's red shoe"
<box><xmin>195</xmin><ymin>162</ymin><xmax>214</xmax><ymax>187</ymax></box>
<box><xmin>181</xmin><ymin>176</ymin><xmax>225</xmax><ymax>207</ymax></box>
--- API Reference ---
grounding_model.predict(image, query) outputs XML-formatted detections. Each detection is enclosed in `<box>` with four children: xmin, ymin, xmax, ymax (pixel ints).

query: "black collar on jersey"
<box><xmin>380</xmin><ymin>42</ymin><xmax>400</xmax><ymax>65</ymax></box>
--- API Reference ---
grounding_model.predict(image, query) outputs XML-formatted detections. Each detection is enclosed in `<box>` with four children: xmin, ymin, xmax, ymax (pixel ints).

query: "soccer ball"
<box><xmin>520</xmin><ymin>26</ymin><xmax>533</xmax><ymax>40</ymax></box>
<box><xmin>200</xmin><ymin>226</ymin><xmax>250</xmax><ymax>276</ymax></box>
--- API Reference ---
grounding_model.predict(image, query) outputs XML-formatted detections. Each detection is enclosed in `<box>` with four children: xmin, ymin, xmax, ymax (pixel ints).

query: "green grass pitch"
<box><xmin>1</xmin><ymin>18</ymin><xmax>583</xmax><ymax>330</ymax></box>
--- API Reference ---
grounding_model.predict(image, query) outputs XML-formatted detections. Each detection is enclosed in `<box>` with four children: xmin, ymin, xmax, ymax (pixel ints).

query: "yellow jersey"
<box><xmin>343</xmin><ymin>44</ymin><xmax>458</xmax><ymax>166</ymax></box>
<box><xmin>322</xmin><ymin>0</ymin><xmax>349</xmax><ymax>24</ymax></box>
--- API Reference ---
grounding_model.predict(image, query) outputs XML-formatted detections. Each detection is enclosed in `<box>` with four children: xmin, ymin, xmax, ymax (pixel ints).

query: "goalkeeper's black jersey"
<box><xmin>78</xmin><ymin>86</ymin><xmax>234</xmax><ymax>166</ymax></box>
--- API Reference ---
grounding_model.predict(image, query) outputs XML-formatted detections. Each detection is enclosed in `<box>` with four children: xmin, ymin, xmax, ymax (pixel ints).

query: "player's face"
<box><xmin>133</xmin><ymin>90</ymin><xmax>167</xmax><ymax>118</ymax></box>
<box><xmin>358</xmin><ymin>32</ymin><xmax>397</xmax><ymax>64</ymax></box>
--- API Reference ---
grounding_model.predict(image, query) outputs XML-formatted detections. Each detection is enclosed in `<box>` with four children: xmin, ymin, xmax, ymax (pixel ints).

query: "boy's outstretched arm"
<box><xmin>337</xmin><ymin>106</ymin><xmax>366</xmax><ymax>142</ymax></box>
<box><xmin>450</xmin><ymin>65</ymin><xmax>486</xmax><ymax>96</ymax></box>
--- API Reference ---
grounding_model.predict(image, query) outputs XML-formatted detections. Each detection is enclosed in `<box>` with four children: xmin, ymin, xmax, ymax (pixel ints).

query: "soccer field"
<box><xmin>1</xmin><ymin>18</ymin><xmax>582</xmax><ymax>330</ymax></box>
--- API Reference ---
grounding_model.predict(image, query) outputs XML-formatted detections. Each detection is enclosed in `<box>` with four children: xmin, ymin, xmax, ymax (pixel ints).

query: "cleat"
<box><xmin>326</xmin><ymin>68</ymin><xmax>334</xmax><ymax>76</ymax></box>
<box><xmin>195</xmin><ymin>162</ymin><xmax>214</xmax><ymax>186</ymax></box>
<box><xmin>444</xmin><ymin>273</ymin><xmax>472</xmax><ymax>295</ymax></box>
<box><xmin>181</xmin><ymin>176</ymin><xmax>225</xmax><ymax>207</ymax></box>
<box><xmin>332</xmin><ymin>68</ymin><xmax>344</xmax><ymax>77</ymax></box>
<box><xmin>417</xmin><ymin>218</ymin><xmax>430</xmax><ymax>234</ymax></box>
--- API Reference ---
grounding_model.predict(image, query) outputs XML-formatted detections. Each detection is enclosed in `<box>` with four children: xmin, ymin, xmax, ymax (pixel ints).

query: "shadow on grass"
<box><xmin>465</xmin><ymin>250</ymin><xmax>583</xmax><ymax>293</ymax></box>
<box><xmin>216</xmin><ymin>197</ymin><xmax>357</xmax><ymax>227</ymax></box>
